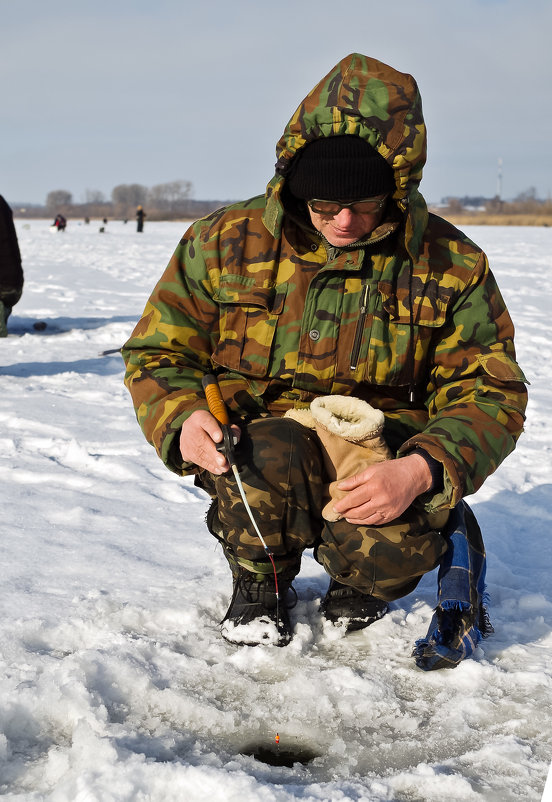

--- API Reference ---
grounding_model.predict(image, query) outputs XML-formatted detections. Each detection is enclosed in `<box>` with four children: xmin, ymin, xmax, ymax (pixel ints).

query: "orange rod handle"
<box><xmin>202</xmin><ymin>374</ymin><xmax>230</xmax><ymax>426</ymax></box>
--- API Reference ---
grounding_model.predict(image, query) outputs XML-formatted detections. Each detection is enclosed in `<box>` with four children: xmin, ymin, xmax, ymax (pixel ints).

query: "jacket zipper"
<box><xmin>350</xmin><ymin>282</ymin><xmax>369</xmax><ymax>371</ymax></box>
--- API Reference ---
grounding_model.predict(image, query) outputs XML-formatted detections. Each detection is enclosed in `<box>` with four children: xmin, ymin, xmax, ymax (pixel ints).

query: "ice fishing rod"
<box><xmin>201</xmin><ymin>374</ymin><xmax>280</xmax><ymax>600</ymax></box>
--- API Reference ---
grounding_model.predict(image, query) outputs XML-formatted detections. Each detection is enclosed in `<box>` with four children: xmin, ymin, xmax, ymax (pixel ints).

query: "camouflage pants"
<box><xmin>197</xmin><ymin>416</ymin><xmax>449</xmax><ymax>601</ymax></box>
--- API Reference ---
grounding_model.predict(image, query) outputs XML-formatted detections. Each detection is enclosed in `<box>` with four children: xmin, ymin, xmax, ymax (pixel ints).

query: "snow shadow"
<box><xmin>8</xmin><ymin>313</ymin><xmax>138</xmax><ymax>335</ymax></box>
<box><xmin>0</xmin><ymin>356</ymin><xmax>123</xmax><ymax>377</ymax></box>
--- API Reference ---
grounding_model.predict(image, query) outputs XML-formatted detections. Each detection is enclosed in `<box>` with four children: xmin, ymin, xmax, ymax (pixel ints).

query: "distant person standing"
<box><xmin>0</xmin><ymin>195</ymin><xmax>24</xmax><ymax>337</ymax></box>
<box><xmin>136</xmin><ymin>206</ymin><xmax>146</xmax><ymax>233</ymax></box>
<box><xmin>52</xmin><ymin>213</ymin><xmax>67</xmax><ymax>231</ymax></box>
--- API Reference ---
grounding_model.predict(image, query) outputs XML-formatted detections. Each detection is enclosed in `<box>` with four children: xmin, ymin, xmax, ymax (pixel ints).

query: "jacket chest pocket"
<box><xmin>212</xmin><ymin>276</ymin><xmax>285</xmax><ymax>377</ymax></box>
<box><xmin>364</xmin><ymin>282</ymin><xmax>448</xmax><ymax>386</ymax></box>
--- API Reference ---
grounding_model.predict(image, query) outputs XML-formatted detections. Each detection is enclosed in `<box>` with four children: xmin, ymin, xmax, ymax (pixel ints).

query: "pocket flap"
<box><xmin>214</xmin><ymin>274</ymin><xmax>285</xmax><ymax>313</ymax></box>
<box><xmin>476</xmin><ymin>351</ymin><xmax>529</xmax><ymax>384</ymax></box>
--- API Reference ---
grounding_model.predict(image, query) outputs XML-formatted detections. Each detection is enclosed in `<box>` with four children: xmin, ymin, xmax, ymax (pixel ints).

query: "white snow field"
<box><xmin>1</xmin><ymin>219</ymin><xmax>551</xmax><ymax>802</ymax></box>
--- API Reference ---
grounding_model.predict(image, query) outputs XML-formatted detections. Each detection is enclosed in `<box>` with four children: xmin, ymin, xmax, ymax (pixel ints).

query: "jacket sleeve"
<box><xmin>122</xmin><ymin>226</ymin><xmax>220</xmax><ymax>475</ymax></box>
<box><xmin>399</xmin><ymin>251</ymin><xmax>528</xmax><ymax>511</ymax></box>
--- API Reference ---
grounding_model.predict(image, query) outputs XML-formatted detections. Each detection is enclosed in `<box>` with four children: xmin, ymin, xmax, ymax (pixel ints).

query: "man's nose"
<box><xmin>334</xmin><ymin>208</ymin><xmax>356</xmax><ymax>224</ymax></box>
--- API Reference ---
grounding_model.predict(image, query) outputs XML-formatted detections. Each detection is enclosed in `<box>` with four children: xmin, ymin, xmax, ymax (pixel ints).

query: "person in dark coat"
<box><xmin>52</xmin><ymin>214</ymin><xmax>67</xmax><ymax>231</ymax></box>
<box><xmin>0</xmin><ymin>195</ymin><xmax>24</xmax><ymax>337</ymax></box>
<box><xmin>136</xmin><ymin>206</ymin><xmax>146</xmax><ymax>232</ymax></box>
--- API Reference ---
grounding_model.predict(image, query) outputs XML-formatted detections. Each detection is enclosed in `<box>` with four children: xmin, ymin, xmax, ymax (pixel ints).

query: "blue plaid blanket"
<box><xmin>413</xmin><ymin>501</ymin><xmax>493</xmax><ymax>670</ymax></box>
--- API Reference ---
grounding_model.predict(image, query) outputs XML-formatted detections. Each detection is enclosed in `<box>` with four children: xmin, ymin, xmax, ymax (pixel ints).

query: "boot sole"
<box><xmin>220</xmin><ymin>615</ymin><xmax>292</xmax><ymax>647</ymax></box>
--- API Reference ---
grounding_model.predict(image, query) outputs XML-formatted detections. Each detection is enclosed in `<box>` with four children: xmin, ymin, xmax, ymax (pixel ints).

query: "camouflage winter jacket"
<box><xmin>122</xmin><ymin>54</ymin><xmax>527</xmax><ymax>512</ymax></box>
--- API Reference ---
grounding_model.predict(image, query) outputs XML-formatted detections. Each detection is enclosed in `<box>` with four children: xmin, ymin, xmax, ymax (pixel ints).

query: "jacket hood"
<box><xmin>263</xmin><ymin>53</ymin><xmax>428</xmax><ymax>259</ymax></box>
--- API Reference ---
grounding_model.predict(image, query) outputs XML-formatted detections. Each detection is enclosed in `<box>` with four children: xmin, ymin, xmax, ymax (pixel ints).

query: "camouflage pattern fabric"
<box><xmin>122</xmin><ymin>54</ymin><xmax>527</xmax><ymax>516</ymax></box>
<box><xmin>200</xmin><ymin>417</ymin><xmax>324</xmax><ymax>565</ymax></box>
<box><xmin>318</xmin><ymin>508</ymin><xmax>447</xmax><ymax>602</ymax></box>
<box><xmin>198</xmin><ymin>417</ymin><xmax>447</xmax><ymax>601</ymax></box>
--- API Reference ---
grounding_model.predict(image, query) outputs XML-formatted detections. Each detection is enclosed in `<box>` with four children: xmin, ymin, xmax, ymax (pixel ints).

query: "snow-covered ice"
<box><xmin>1</xmin><ymin>219</ymin><xmax>551</xmax><ymax>801</ymax></box>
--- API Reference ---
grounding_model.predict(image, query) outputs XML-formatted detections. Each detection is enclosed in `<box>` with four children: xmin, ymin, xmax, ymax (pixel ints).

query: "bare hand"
<box><xmin>331</xmin><ymin>453</ymin><xmax>432</xmax><ymax>525</ymax></box>
<box><xmin>179</xmin><ymin>410</ymin><xmax>240</xmax><ymax>474</ymax></box>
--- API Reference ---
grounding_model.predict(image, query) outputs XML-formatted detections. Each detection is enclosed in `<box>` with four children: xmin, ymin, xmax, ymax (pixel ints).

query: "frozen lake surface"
<box><xmin>1</xmin><ymin>219</ymin><xmax>551</xmax><ymax>801</ymax></box>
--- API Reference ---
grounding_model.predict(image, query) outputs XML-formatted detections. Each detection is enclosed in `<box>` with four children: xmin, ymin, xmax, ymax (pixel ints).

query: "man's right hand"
<box><xmin>179</xmin><ymin>409</ymin><xmax>240</xmax><ymax>474</ymax></box>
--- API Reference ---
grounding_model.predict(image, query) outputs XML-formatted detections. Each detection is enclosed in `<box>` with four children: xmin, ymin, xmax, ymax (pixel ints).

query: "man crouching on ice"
<box><xmin>122</xmin><ymin>54</ymin><xmax>527</xmax><ymax>670</ymax></box>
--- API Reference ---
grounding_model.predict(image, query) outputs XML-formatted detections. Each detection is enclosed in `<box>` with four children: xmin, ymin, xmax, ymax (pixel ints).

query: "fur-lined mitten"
<box><xmin>309</xmin><ymin>395</ymin><xmax>393</xmax><ymax>522</ymax></box>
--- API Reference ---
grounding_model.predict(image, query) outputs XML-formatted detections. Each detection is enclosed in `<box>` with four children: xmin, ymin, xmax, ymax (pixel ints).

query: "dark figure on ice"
<box><xmin>52</xmin><ymin>214</ymin><xmax>66</xmax><ymax>231</ymax></box>
<box><xmin>0</xmin><ymin>195</ymin><xmax>24</xmax><ymax>337</ymax></box>
<box><xmin>122</xmin><ymin>55</ymin><xmax>527</xmax><ymax>669</ymax></box>
<box><xmin>136</xmin><ymin>205</ymin><xmax>145</xmax><ymax>232</ymax></box>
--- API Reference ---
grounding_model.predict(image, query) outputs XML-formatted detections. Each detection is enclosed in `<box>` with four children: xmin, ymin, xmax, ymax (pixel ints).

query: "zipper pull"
<box><xmin>359</xmin><ymin>283</ymin><xmax>369</xmax><ymax>313</ymax></box>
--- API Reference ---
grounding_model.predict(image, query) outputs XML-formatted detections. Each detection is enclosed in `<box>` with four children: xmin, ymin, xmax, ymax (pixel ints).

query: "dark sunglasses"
<box><xmin>307</xmin><ymin>196</ymin><xmax>388</xmax><ymax>215</ymax></box>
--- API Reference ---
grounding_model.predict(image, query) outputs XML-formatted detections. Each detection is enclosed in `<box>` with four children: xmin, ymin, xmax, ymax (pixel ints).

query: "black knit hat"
<box><xmin>287</xmin><ymin>136</ymin><xmax>395</xmax><ymax>200</ymax></box>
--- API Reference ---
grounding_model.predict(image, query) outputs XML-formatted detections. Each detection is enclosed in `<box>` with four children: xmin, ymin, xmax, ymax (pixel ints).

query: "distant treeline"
<box><xmin>11</xmin><ymin>180</ymin><xmax>235</xmax><ymax>221</ymax></box>
<box><xmin>11</xmin><ymin>182</ymin><xmax>552</xmax><ymax>223</ymax></box>
<box><xmin>438</xmin><ymin>187</ymin><xmax>552</xmax><ymax>216</ymax></box>
<box><xmin>433</xmin><ymin>190</ymin><xmax>552</xmax><ymax>226</ymax></box>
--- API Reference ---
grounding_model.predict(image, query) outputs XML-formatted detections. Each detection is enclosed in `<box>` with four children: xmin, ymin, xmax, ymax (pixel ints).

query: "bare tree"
<box><xmin>84</xmin><ymin>189</ymin><xmax>106</xmax><ymax>204</ymax></box>
<box><xmin>148</xmin><ymin>180</ymin><xmax>193</xmax><ymax>213</ymax></box>
<box><xmin>510</xmin><ymin>186</ymin><xmax>542</xmax><ymax>215</ymax></box>
<box><xmin>111</xmin><ymin>184</ymin><xmax>148</xmax><ymax>217</ymax></box>
<box><xmin>514</xmin><ymin>187</ymin><xmax>538</xmax><ymax>203</ymax></box>
<box><xmin>444</xmin><ymin>197</ymin><xmax>464</xmax><ymax>215</ymax></box>
<box><xmin>38</xmin><ymin>180</ymin><xmax>207</xmax><ymax>221</ymax></box>
<box><xmin>46</xmin><ymin>190</ymin><xmax>73</xmax><ymax>210</ymax></box>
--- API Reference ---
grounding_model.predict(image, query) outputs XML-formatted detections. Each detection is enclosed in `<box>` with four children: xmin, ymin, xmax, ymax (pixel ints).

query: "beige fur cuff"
<box><xmin>310</xmin><ymin>395</ymin><xmax>384</xmax><ymax>441</ymax></box>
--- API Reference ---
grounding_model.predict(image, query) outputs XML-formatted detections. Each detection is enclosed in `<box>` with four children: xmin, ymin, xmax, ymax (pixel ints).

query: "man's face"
<box><xmin>307</xmin><ymin>195</ymin><xmax>388</xmax><ymax>247</ymax></box>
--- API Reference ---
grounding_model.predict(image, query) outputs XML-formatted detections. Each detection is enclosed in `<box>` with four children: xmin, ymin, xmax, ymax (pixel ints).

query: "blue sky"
<box><xmin>2</xmin><ymin>0</ymin><xmax>551</xmax><ymax>206</ymax></box>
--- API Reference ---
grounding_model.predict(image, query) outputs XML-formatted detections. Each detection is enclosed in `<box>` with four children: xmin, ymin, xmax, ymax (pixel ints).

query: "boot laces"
<box><xmin>235</xmin><ymin>570</ymin><xmax>297</xmax><ymax>609</ymax></box>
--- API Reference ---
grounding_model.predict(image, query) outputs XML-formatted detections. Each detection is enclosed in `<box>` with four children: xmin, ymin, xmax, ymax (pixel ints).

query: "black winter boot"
<box><xmin>221</xmin><ymin>567</ymin><xmax>296</xmax><ymax>647</ymax></box>
<box><xmin>320</xmin><ymin>578</ymin><xmax>388</xmax><ymax>631</ymax></box>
